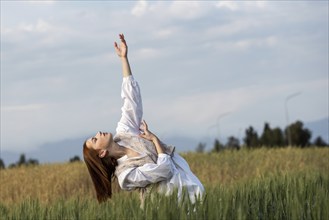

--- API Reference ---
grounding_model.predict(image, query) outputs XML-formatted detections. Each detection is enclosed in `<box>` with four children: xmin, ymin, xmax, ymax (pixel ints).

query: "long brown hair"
<box><xmin>83</xmin><ymin>141</ymin><xmax>118</xmax><ymax>203</ymax></box>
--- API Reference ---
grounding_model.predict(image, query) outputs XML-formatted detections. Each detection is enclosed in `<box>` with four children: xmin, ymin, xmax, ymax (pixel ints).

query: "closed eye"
<box><xmin>92</xmin><ymin>137</ymin><xmax>97</xmax><ymax>143</ymax></box>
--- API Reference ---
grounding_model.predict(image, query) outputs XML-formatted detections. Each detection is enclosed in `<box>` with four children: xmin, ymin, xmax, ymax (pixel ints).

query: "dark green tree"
<box><xmin>285</xmin><ymin>120</ymin><xmax>311</xmax><ymax>147</ymax></box>
<box><xmin>10</xmin><ymin>154</ymin><xmax>39</xmax><ymax>167</ymax></box>
<box><xmin>69</xmin><ymin>155</ymin><xmax>81</xmax><ymax>163</ymax></box>
<box><xmin>259</xmin><ymin>123</ymin><xmax>285</xmax><ymax>147</ymax></box>
<box><xmin>271</xmin><ymin>127</ymin><xmax>285</xmax><ymax>147</ymax></box>
<box><xmin>0</xmin><ymin>158</ymin><xmax>5</xmax><ymax>169</ymax></box>
<box><xmin>212</xmin><ymin>139</ymin><xmax>224</xmax><ymax>152</ymax></box>
<box><xmin>27</xmin><ymin>159</ymin><xmax>39</xmax><ymax>165</ymax></box>
<box><xmin>243</xmin><ymin>126</ymin><xmax>260</xmax><ymax>148</ymax></box>
<box><xmin>18</xmin><ymin>154</ymin><xmax>26</xmax><ymax>166</ymax></box>
<box><xmin>313</xmin><ymin>136</ymin><xmax>328</xmax><ymax>147</ymax></box>
<box><xmin>226</xmin><ymin>136</ymin><xmax>240</xmax><ymax>150</ymax></box>
<box><xmin>9</xmin><ymin>163</ymin><xmax>16</xmax><ymax>169</ymax></box>
<box><xmin>195</xmin><ymin>142</ymin><xmax>206</xmax><ymax>153</ymax></box>
<box><xmin>260</xmin><ymin>122</ymin><xmax>272</xmax><ymax>147</ymax></box>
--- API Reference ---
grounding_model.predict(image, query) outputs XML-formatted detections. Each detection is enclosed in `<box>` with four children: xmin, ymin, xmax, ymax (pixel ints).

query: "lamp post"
<box><xmin>216</xmin><ymin>112</ymin><xmax>231</xmax><ymax>143</ymax></box>
<box><xmin>285</xmin><ymin>92</ymin><xmax>301</xmax><ymax>146</ymax></box>
<box><xmin>207</xmin><ymin>124</ymin><xmax>217</xmax><ymax>140</ymax></box>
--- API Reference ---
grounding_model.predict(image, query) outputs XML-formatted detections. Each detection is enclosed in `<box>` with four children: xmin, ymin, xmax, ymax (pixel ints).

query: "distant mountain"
<box><xmin>0</xmin><ymin>151</ymin><xmax>19</xmax><ymax>167</ymax></box>
<box><xmin>305</xmin><ymin>117</ymin><xmax>329</xmax><ymax>143</ymax></box>
<box><xmin>1</xmin><ymin>117</ymin><xmax>327</xmax><ymax>166</ymax></box>
<box><xmin>162</xmin><ymin>136</ymin><xmax>199</xmax><ymax>152</ymax></box>
<box><xmin>0</xmin><ymin>135</ymin><xmax>198</xmax><ymax>166</ymax></box>
<box><xmin>1</xmin><ymin>137</ymin><xmax>86</xmax><ymax>166</ymax></box>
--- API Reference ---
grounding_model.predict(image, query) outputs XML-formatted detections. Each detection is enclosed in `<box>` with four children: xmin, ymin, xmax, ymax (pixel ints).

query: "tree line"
<box><xmin>1</xmin><ymin>119</ymin><xmax>327</xmax><ymax>168</ymax></box>
<box><xmin>0</xmin><ymin>154</ymin><xmax>81</xmax><ymax>170</ymax></box>
<box><xmin>196</xmin><ymin>120</ymin><xmax>328</xmax><ymax>153</ymax></box>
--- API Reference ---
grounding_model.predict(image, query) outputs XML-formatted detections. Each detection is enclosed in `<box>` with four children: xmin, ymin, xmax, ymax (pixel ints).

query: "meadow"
<box><xmin>0</xmin><ymin>147</ymin><xmax>328</xmax><ymax>219</ymax></box>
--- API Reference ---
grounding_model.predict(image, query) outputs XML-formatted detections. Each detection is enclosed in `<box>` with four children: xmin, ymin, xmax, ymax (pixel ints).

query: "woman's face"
<box><xmin>85</xmin><ymin>132</ymin><xmax>113</xmax><ymax>157</ymax></box>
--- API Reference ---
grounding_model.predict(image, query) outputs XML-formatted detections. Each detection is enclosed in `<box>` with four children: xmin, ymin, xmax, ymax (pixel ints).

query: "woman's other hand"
<box><xmin>114</xmin><ymin>33</ymin><xmax>128</xmax><ymax>58</ymax></box>
<box><xmin>139</xmin><ymin>120</ymin><xmax>165</xmax><ymax>155</ymax></box>
<box><xmin>139</xmin><ymin>120</ymin><xmax>157</xmax><ymax>142</ymax></box>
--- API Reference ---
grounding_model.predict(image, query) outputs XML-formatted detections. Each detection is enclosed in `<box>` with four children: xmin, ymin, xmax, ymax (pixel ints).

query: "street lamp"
<box><xmin>206</xmin><ymin>124</ymin><xmax>216</xmax><ymax>140</ymax></box>
<box><xmin>285</xmin><ymin>92</ymin><xmax>302</xmax><ymax>146</ymax></box>
<box><xmin>216</xmin><ymin>112</ymin><xmax>231</xmax><ymax>143</ymax></box>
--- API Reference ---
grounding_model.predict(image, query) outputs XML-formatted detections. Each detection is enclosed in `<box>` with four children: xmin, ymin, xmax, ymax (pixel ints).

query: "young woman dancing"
<box><xmin>83</xmin><ymin>34</ymin><xmax>204</xmax><ymax>205</ymax></box>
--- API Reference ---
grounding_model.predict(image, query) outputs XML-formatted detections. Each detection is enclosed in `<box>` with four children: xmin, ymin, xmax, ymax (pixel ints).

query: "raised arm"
<box><xmin>114</xmin><ymin>33</ymin><xmax>132</xmax><ymax>78</ymax></box>
<box><xmin>115</xmin><ymin>34</ymin><xmax>143</xmax><ymax>135</ymax></box>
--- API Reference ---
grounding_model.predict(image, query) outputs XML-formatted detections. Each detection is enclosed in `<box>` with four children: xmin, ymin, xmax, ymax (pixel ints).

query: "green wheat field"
<box><xmin>1</xmin><ymin>147</ymin><xmax>328</xmax><ymax>219</ymax></box>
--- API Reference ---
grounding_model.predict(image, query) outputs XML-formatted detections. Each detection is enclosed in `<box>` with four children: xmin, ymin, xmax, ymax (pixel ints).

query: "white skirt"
<box><xmin>157</xmin><ymin>153</ymin><xmax>205</xmax><ymax>203</ymax></box>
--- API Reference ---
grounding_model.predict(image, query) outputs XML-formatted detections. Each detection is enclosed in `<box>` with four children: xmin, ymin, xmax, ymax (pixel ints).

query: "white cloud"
<box><xmin>3</xmin><ymin>18</ymin><xmax>71</xmax><ymax>47</ymax></box>
<box><xmin>216</xmin><ymin>1</ymin><xmax>239</xmax><ymax>11</ymax></box>
<box><xmin>153</xmin><ymin>27</ymin><xmax>177</xmax><ymax>39</ymax></box>
<box><xmin>12</xmin><ymin>19</ymin><xmax>53</xmax><ymax>33</ymax></box>
<box><xmin>205</xmin><ymin>17</ymin><xmax>265</xmax><ymax>37</ymax></box>
<box><xmin>131</xmin><ymin>0</ymin><xmax>149</xmax><ymax>17</ymax></box>
<box><xmin>2</xmin><ymin>104</ymin><xmax>46</xmax><ymax>112</ymax></box>
<box><xmin>1</xmin><ymin>1</ymin><xmax>327</xmax><ymax>154</ymax></box>
<box><xmin>143</xmin><ymin>78</ymin><xmax>327</xmax><ymax>137</ymax></box>
<box><xmin>131</xmin><ymin>1</ymin><xmax>212</xmax><ymax>21</ymax></box>
<box><xmin>27</xmin><ymin>0</ymin><xmax>56</xmax><ymax>4</ymax></box>
<box><xmin>216</xmin><ymin>1</ymin><xmax>268</xmax><ymax>11</ymax></box>
<box><xmin>133</xmin><ymin>47</ymin><xmax>162</xmax><ymax>61</ymax></box>
<box><xmin>1</xmin><ymin>97</ymin><xmax>121</xmax><ymax>152</ymax></box>
<box><xmin>233</xmin><ymin>36</ymin><xmax>278</xmax><ymax>50</ymax></box>
<box><xmin>35</xmin><ymin>19</ymin><xmax>52</xmax><ymax>32</ymax></box>
<box><xmin>169</xmin><ymin>1</ymin><xmax>206</xmax><ymax>20</ymax></box>
<box><xmin>200</xmin><ymin>35</ymin><xmax>279</xmax><ymax>53</ymax></box>
<box><xmin>144</xmin><ymin>86</ymin><xmax>259</xmax><ymax>135</ymax></box>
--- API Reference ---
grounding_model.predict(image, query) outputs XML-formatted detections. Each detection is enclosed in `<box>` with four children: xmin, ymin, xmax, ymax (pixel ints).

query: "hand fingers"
<box><xmin>142</xmin><ymin>120</ymin><xmax>148</xmax><ymax>130</ymax></box>
<box><xmin>139</xmin><ymin>126</ymin><xmax>145</xmax><ymax>133</ymax></box>
<box><xmin>114</xmin><ymin>42</ymin><xmax>119</xmax><ymax>50</ymax></box>
<box><xmin>139</xmin><ymin>120</ymin><xmax>145</xmax><ymax>132</ymax></box>
<box><xmin>119</xmin><ymin>33</ymin><xmax>125</xmax><ymax>42</ymax></box>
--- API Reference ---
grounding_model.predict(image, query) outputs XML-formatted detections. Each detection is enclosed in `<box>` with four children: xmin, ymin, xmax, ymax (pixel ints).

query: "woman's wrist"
<box><xmin>152</xmin><ymin>136</ymin><xmax>165</xmax><ymax>154</ymax></box>
<box><xmin>121</xmin><ymin>57</ymin><xmax>132</xmax><ymax>77</ymax></box>
<box><xmin>151</xmin><ymin>136</ymin><xmax>159</xmax><ymax>143</ymax></box>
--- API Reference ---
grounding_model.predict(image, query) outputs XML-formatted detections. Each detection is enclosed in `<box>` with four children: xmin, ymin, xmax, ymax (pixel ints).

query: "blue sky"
<box><xmin>1</xmin><ymin>1</ymin><xmax>328</xmax><ymax>154</ymax></box>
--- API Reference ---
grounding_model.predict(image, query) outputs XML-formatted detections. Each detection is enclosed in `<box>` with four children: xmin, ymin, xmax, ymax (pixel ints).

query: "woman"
<box><xmin>83</xmin><ymin>34</ymin><xmax>204</xmax><ymax>205</ymax></box>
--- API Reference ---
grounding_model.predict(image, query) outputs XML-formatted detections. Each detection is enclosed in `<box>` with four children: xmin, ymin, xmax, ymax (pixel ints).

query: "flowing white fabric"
<box><xmin>115</xmin><ymin>75</ymin><xmax>204</xmax><ymax>202</ymax></box>
<box><xmin>157</xmin><ymin>153</ymin><xmax>204</xmax><ymax>203</ymax></box>
<box><xmin>117</xmin><ymin>153</ymin><xmax>174</xmax><ymax>189</ymax></box>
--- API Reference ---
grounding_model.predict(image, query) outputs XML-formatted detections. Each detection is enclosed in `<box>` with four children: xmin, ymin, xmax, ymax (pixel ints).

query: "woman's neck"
<box><xmin>107</xmin><ymin>142</ymin><xmax>127</xmax><ymax>159</ymax></box>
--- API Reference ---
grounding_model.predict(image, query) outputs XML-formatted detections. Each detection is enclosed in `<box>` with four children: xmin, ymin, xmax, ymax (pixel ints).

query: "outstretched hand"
<box><xmin>140</xmin><ymin>120</ymin><xmax>165</xmax><ymax>154</ymax></box>
<box><xmin>139</xmin><ymin>120</ymin><xmax>157</xmax><ymax>142</ymax></box>
<box><xmin>114</xmin><ymin>33</ymin><xmax>128</xmax><ymax>58</ymax></box>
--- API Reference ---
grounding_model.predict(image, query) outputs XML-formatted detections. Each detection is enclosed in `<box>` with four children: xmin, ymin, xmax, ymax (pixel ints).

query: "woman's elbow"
<box><xmin>161</xmin><ymin>164</ymin><xmax>174</xmax><ymax>180</ymax></box>
<box><xmin>150</xmin><ymin>165</ymin><xmax>174</xmax><ymax>183</ymax></box>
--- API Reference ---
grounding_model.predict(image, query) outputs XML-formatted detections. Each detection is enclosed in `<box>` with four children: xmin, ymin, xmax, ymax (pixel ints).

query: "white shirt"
<box><xmin>115</xmin><ymin>75</ymin><xmax>204</xmax><ymax>203</ymax></box>
<box><xmin>115</xmin><ymin>75</ymin><xmax>143</xmax><ymax>136</ymax></box>
<box><xmin>117</xmin><ymin>153</ymin><xmax>173</xmax><ymax>189</ymax></box>
<box><xmin>115</xmin><ymin>75</ymin><xmax>174</xmax><ymax>190</ymax></box>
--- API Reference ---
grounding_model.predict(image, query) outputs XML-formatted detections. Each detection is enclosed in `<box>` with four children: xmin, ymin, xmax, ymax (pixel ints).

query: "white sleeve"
<box><xmin>122</xmin><ymin>154</ymin><xmax>174</xmax><ymax>189</ymax></box>
<box><xmin>116</xmin><ymin>75</ymin><xmax>143</xmax><ymax>135</ymax></box>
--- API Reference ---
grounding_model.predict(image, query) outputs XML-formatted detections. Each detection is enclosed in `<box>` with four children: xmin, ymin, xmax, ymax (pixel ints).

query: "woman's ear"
<box><xmin>99</xmin><ymin>149</ymin><xmax>107</xmax><ymax>158</ymax></box>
